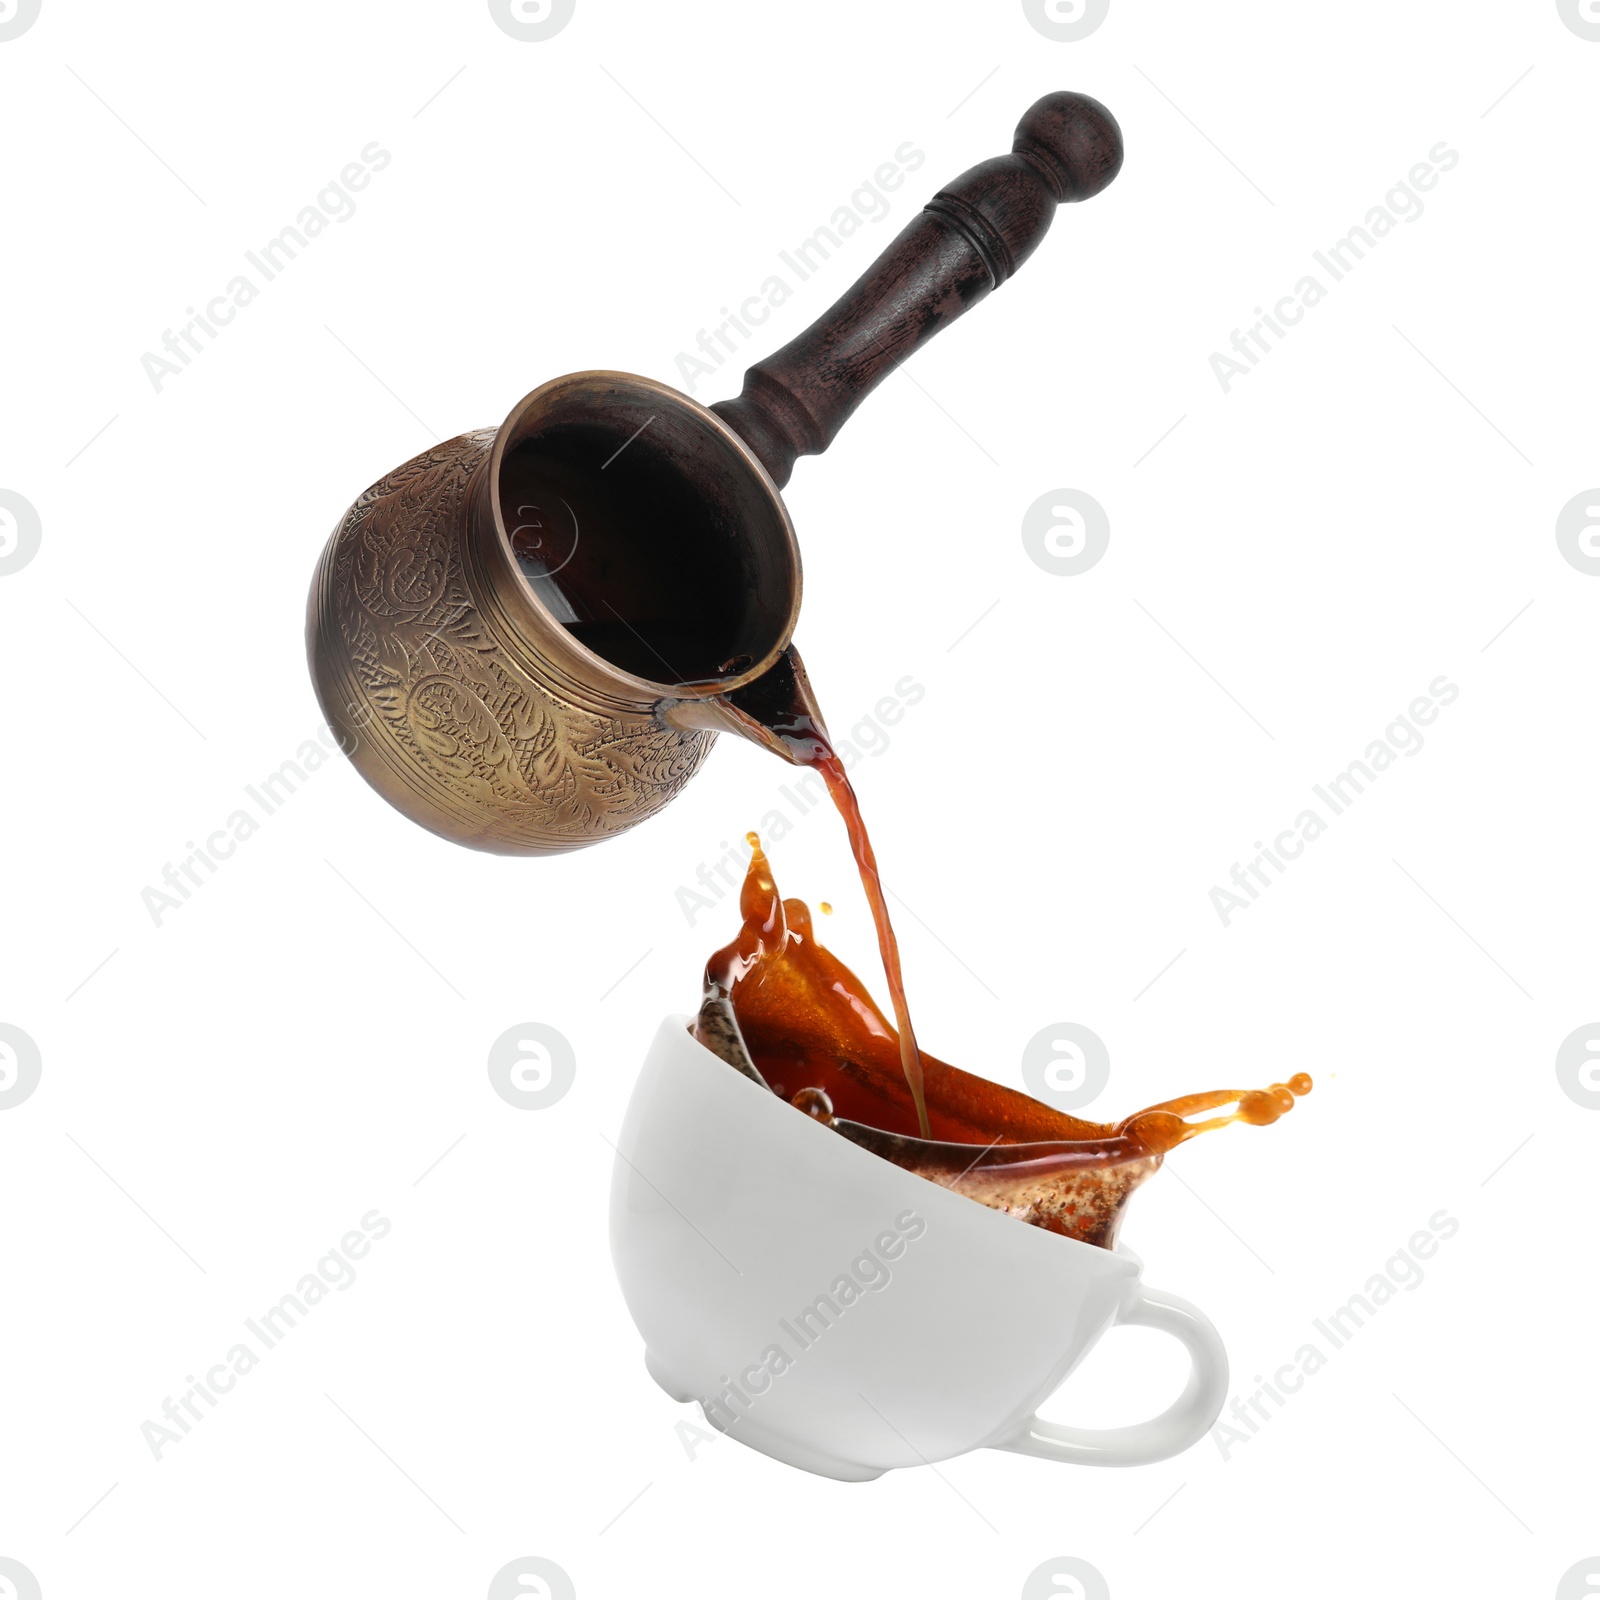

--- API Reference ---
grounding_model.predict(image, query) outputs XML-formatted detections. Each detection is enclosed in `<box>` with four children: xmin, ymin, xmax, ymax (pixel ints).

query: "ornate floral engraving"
<box><xmin>323</xmin><ymin>431</ymin><xmax>712</xmax><ymax>847</ymax></box>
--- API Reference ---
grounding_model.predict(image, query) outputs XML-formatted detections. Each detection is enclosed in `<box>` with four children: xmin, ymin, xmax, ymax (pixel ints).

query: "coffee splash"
<box><xmin>719</xmin><ymin>650</ymin><xmax>932</xmax><ymax>1137</ymax></box>
<box><xmin>694</xmin><ymin>837</ymin><xmax>1311</xmax><ymax>1249</ymax></box>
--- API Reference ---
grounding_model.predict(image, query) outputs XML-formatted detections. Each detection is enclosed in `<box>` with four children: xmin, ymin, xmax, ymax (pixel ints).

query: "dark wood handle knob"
<box><xmin>710</xmin><ymin>91</ymin><xmax>1123</xmax><ymax>487</ymax></box>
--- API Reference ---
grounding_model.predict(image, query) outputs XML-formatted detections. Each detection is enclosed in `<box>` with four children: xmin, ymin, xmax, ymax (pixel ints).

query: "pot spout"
<box><xmin>658</xmin><ymin>644</ymin><xmax>830</xmax><ymax>767</ymax></box>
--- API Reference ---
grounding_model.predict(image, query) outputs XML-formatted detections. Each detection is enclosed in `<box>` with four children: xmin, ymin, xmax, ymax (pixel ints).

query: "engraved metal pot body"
<box><xmin>306</xmin><ymin>372</ymin><xmax>804</xmax><ymax>855</ymax></box>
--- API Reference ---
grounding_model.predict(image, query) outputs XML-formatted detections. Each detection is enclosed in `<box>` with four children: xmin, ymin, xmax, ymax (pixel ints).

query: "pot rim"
<box><xmin>483</xmin><ymin>369</ymin><xmax>804</xmax><ymax>706</ymax></box>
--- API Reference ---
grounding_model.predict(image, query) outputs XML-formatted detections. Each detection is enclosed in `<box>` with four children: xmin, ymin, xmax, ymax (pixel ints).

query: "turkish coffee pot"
<box><xmin>306</xmin><ymin>92</ymin><xmax>1123</xmax><ymax>853</ymax></box>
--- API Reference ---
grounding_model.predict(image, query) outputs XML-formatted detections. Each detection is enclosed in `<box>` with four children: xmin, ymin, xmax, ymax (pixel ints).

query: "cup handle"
<box><xmin>993</xmin><ymin>1285</ymin><xmax>1229</xmax><ymax>1468</ymax></box>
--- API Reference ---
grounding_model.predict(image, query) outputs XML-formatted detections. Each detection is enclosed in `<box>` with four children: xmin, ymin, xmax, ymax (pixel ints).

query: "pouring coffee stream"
<box><xmin>710</xmin><ymin>650</ymin><xmax>932</xmax><ymax>1136</ymax></box>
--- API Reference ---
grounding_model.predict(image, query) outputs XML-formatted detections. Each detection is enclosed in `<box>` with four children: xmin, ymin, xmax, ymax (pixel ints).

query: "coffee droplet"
<box><xmin>745</xmin><ymin>830</ymin><xmax>760</xmax><ymax>849</ymax></box>
<box><xmin>1236</xmin><ymin>1090</ymin><xmax>1278</xmax><ymax>1125</ymax></box>
<box><xmin>819</xmin><ymin>901</ymin><xmax>833</xmax><ymax>915</ymax></box>
<box><xmin>791</xmin><ymin>1087</ymin><xmax>835</xmax><ymax>1122</ymax></box>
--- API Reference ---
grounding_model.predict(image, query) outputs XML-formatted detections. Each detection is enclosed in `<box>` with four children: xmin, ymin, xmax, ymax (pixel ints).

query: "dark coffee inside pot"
<box><xmin>500</xmin><ymin>441</ymin><xmax>758</xmax><ymax>685</ymax></box>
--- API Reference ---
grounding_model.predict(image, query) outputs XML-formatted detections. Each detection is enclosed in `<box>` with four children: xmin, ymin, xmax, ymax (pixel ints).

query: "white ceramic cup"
<box><xmin>609</xmin><ymin>1017</ymin><xmax>1229</xmax><ymax>1481</ymax></box>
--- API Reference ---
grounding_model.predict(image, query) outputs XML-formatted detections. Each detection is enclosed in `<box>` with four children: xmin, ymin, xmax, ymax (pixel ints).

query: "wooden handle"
<box><xmin>710</xmin><ymin>91</ymin><xmax>1123</xmax><ymax>487</ymax></box>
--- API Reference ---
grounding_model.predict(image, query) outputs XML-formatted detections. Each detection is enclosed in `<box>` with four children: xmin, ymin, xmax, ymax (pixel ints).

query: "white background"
<box><xmin>3</xmin><ymin>2</ymin><xmax>1597</xmax><ymax>1597</ymax></box>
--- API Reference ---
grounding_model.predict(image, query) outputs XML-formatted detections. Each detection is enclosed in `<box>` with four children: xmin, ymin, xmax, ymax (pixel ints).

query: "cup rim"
<box><xmin>654</xmin><ymin>1014</ymin><xmax>1144</xmax><ymax>1279</ymax></box>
